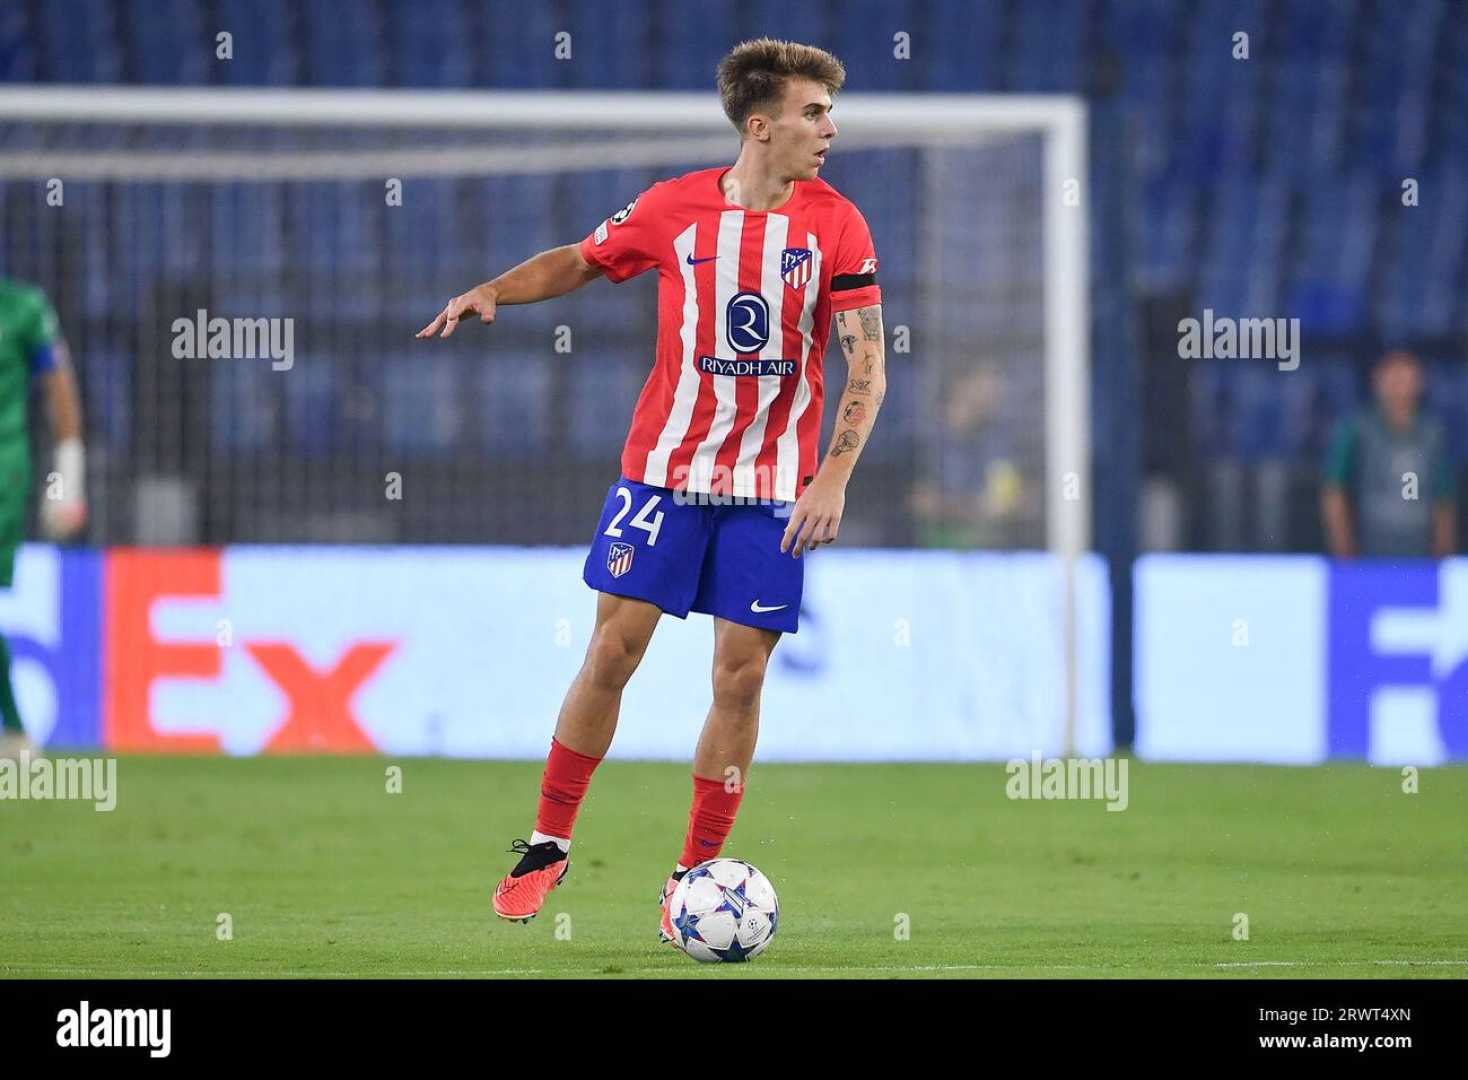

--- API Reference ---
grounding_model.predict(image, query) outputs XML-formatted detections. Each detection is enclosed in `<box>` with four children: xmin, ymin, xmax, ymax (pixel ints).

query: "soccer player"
<box><xmin>0</xmin><ymin>278</ymin><xmax>87</xmax><ymax>760</ymax></box>
<box><xmin>417</xmin><ymin>39</ymin><xmax>886</xmax><ymax>942</ymax></box>
<box><xmin>1322</xmin><ymin>348</ymin><xmax>1456</xmax><ymax>559</ymax></box>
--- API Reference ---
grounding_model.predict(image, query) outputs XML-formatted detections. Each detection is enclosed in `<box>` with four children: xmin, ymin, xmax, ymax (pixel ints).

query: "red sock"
<box><xmin>680</xmin><ymin>774</ymin><xmax>745</xmax><ymax>869</ymax></box>
<box><xmin>534</xmin><ymin>737</ymin><xmax>603</xmax><ymax>841</ymax></box>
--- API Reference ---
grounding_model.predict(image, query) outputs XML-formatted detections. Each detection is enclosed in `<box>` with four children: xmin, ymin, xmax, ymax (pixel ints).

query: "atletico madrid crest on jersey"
<box><xmin>781</xmin><ymin>248</ymin><xmax>814</xmax><ymax>290</ymax></box>
<box><xmin>606</xmin><ymin>542</ymin><xmax>635</xmax><ymax>578</ymax></box>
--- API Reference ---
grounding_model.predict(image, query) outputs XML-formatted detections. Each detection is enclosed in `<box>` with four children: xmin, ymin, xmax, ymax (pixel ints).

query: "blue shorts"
<box><xmin>582</xmin><ymin>476</ymin><xmax>804</xmax><ymax>633</ymax></box>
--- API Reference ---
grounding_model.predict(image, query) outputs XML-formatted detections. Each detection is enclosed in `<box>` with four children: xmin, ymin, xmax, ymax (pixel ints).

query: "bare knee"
<box><xmin>711</xmin><ymin>651</ymin><xmax>770</xmax><ymax>714</ymax></box>
<box><xmin>582</xmin><ymin>621</ymin><xmax>649</xmax><ymax>692</ymax></box>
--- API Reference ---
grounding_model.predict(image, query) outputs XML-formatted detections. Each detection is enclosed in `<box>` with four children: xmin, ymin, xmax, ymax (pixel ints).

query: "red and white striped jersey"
<box><xmin>578</xmin><ymin>167</ymin><xmax>881</xmax><ymax>503</ymax></box>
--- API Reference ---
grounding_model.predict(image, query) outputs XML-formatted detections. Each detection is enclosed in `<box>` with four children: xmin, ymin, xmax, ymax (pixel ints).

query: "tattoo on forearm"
<box><xmin>858</xmin><ymin>307</ymin><xmax>881</xmax><ymax>342</ymax></box>
<box><xmin>831</xmin><ymin>430</ymin><xmax>860</xmax><ymax>456</ymax></box>
<box><xmin>847</xmin><ymin>378</ymin><xmax>873</xmax><ymax>395</ymax></box>
<box><xmin>842</xmin><ymin>400</ymin><xmax>868</xmax><ymax>425</ymax></box>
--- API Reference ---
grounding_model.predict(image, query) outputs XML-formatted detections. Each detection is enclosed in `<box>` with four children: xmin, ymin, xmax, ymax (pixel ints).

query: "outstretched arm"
<box><xmin>780</xmin><ymin>304</ymin><xmax>887</xmax><ymax>557</ymax></box>
<box><xmin>416</xmin><ymin>243</ymin><xmax>603</xmax><ymax>339</ymax></box>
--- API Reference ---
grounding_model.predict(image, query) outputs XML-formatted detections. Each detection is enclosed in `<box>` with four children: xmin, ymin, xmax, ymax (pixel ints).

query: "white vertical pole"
<box><xmin>1043</xmin><ymin>102</ymin><xmax>1091</xmax><ymax>758</ymax></box>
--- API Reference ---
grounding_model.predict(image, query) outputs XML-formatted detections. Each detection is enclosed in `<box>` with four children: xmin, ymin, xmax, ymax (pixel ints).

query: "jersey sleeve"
<box><xmin>828</xmin><ymin>202</ymin><xmax>882</xmax><ymax>313</ymax></box>
<box><xmin>23</xmin><ymin>288</ymin><xmax>61</xmax><ymax>376</ymax></box>
<box><xmin>1322</xmin><ymin>416</ymin><xmax>1358</xmax><ymax>488</ymax></box>
<box><xmin>578</xmin><ymin>182</ymin><xmax>669</xmax><ymax>284</ymax></box>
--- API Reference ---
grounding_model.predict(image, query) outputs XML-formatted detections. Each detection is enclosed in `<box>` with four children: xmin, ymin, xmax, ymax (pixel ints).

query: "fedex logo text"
<box><xmin>0</xmin><ymin>547</ymin><xmax>101</xmax><ymax>748</ymax></box>
<box><xmin>1327</xmin><ymin>563</ymin><xmax>1468</xmax><ymax>763</ymax></box>
<box><xmin>105</xmin><ymin>551</ymin><xmax>397</xmax><ymax>753</ymax></box>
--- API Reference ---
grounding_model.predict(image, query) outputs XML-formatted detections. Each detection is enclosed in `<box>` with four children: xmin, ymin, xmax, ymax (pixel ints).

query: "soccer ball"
<box><xmin>667</xmin><ymin>858</ymin><xmax>779</xmax><ymax>963</ymax></box>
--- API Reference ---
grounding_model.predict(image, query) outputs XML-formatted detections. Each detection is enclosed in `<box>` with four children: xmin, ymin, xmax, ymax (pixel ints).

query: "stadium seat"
<box><xmin>1173</xmin><ymin>0</ymin><xmax>1266</xmax><ymax>177</ymax></box>
<box><xmin>209</xmin><ymin>182</ymin><xmax>287</xmax><ymax>312</ymax></box>
<box><xmin>831</xmin><ymin>0</ymin><xmax>916</xmax><ymax>91</ymax></box>
<box><xmin>334</xmin><ymin>360</ymin><xmax>386</xmax><ymax>452</ymax></box>
<box><xmin>744</xmin><ymin>0</ymin><xmax>829</xmax><ymax>57</ymax></box>
<box><xmin>215</xmin><ymin>0</ymin><xmax>298</xmax><ymax>85</ymax></box>
<box><xmin>299</xmin><ymin>0</ymin><xmax>386</xmax><ymax>87</ymax></box>
<box><xmin>1195</xmin><ymin>174</ymin><xmax>1258</xmax><ymax>316</ymax></box>
<box><xmin>649</xmin><ymin>3</ymin><xmax>735</xmax><ymax>91</ymax></box>
<box><xmin>564</xmin><ymin>351</ymin><xmax>641</xmax><ymax>458</ymax></box>
<box><xmin>39</xmin><ymin>0</ymin><xmax>123</xmax><ymax>82</ymax></box>
<box><xmin>210</xmin><ymin>355</ymin><xmax>281</xmax><ymax>452</ymax></box>
<box><xmin>1440</xmin><ymin>15</ymin><xmax>1468</xmax><ymax>167</ymax></box>
<box><xmin>1189</xmin><ymin>359</ymin><xmax>1232</xmax><ymax>459</ymax></box>
<box><xmin>485</xmin><ymin>174</ymin><xmax>560</xmax><ymax>272</ymax></box>
<box><xmin>384</xmin><ymin>0</ymin><xmax>470</xmax><ymax>87</ymax></box>
<box><xmin>1103</xmin><ymin>0</ymin><xmax>1177</xmax><ymax>84</ymax></box>
<box><xmin>563</xmin><ymin>0</ymin><xmax>651</xmax><ymax>89</ymax></box>
<box><xmin>71</xmin><ymin>181</ymin><xmax>117</xmax><ymax>321</ymax></box>
<box><xmin>1376</xmin><ymin>168</ymin><xmax>1468</xmax><ymax>338</ymax></box>
<box><xmin>380</xmin><ymin>179</ymin><xmax>453</xmax><ymax>320</ymax></box>
<box><xmin>80</xmin><ymin>351</ymin><xmax>133</xmax><ymax>452</ymax></box>
<box><xmin>1288</xmin><ymin>174</ymin><xmax>1377</xmax><ymax>335</ymax></box>
<box><xmin>1316</xmin><ymin>359</ymin><xmax>1363</xmax><ymax>420</ymax></box>
<box><xmin>1423</xmin><ymin>357</ymin><xmax>1461</xmax><ymax>438</ymax></box>
<box><xmin>1138</xmin><ymin>174</ymin><xmax>1199</xmax><ymax>291</ymax></box>
<box><xmin>478</xmin><ymin>355</ymin><xmax>552</xmax><ymax>458</ymax></box>
<box><xmin>130</xmin><ymin>0</ymin><xmax>209</xmax><ymax>84</ymax></box>
<box><xmin>382</xmin><ymin>352</ymin><xmax>465</xmax><ymax>457</ymax></box>
<box><xmin>0</xmin><ymin>3</ymin><xmax>37</xmax><ymax>82</ymax></box>
<box><xmin>1230</xmin><ymin>365</ymin><xmax>1289</xmax><ymax>461</ymax></box>
<box><xmin>283</xmin><ymin>357</ymin><xmax>340</xmax><ymax>457</ymax></box>
<box><xmin>1008</xmin><ymin>0</ymin><xmax>1083</xmax><ymax>93</ymax></box>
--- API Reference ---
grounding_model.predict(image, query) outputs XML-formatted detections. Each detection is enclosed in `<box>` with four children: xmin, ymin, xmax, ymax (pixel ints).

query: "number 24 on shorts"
<box><xmin>604</xmin><ymin>486</ymin><xmax>665</xmax><ymax>546</ymax></box>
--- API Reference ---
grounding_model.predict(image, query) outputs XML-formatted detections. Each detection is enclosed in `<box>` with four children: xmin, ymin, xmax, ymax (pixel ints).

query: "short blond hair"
<box><xmin>716</xmin><ymin>38</ymin><xmax>846</xmax><ymax>136</ymax></box>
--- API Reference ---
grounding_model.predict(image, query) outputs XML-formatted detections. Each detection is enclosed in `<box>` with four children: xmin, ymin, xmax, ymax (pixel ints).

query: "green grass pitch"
<box><xmin>2</xmin><ymin>757</ymin><xmax>1464</xmax><ymax>979</ymax></box>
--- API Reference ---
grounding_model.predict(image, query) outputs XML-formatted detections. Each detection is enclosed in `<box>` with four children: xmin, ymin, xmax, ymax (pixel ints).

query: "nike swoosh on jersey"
<box><xmin>685</xmin><ymin>253</ymin><xmax>719</xmax><ymax>265</ymax></box>
<box><xmin>749</xmin><ymin>601</ymin><xmax>788</xmax><ymax>613</ymax></box>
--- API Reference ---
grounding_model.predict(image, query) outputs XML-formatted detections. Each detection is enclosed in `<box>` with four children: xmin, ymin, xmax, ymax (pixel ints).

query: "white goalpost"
<box><xmin>0</xmin><ymin>86</ymin><xmax>1090</xmax><ymax>754</ymax></box>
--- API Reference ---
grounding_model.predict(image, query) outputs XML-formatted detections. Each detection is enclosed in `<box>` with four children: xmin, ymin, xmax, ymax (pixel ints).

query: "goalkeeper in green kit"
<box><xmin>0</xmin><ymin>278</ymin><xmax>86</xmax><ymax>760</ymax></box>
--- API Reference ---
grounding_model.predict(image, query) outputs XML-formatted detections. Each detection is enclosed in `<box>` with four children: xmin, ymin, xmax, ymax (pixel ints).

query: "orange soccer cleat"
<box><xmin>492</xmin><ymin>839</ymin><xmax>570</xmax><ymax>923</ymax></box>
<box><xmin>657</xmin><ymin>868</ymin><xmax>689</xmax><ymax>945</ymax></box>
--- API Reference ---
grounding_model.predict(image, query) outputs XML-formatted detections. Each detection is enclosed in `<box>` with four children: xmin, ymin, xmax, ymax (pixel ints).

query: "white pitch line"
<box><xmin>1216</xmin><ymin>959</ymin><xmax>1468</xmax><ymax>969</ymax></box>
<box><xmin>3</xmin><ymin>959</ymin><xmax>1464</xmax><ymax>978</ymax></box>
<box><xmin>0</xmin><ymin>965</ymin><xmax>556</xmax><ymax>978</ymax></box>
<box><xmin>0</xmin><ymin>962</ymin><xmax>1062</xmax><ymax>977</ymax></box>
<box><xmin>0</xmin><ymin>961</ymin><xmax>1130</xmax><ymax>976</ymax></box>
<box><xmin>0</xmin><ymin>963</ymin><xmax>991</xmax><ymax>977</ymax></box>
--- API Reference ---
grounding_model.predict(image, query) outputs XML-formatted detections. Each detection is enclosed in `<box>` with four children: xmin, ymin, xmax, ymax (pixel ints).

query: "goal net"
<box><xmin>0</xmin><ymin>87</ymin><xmax>1088</xmax><ymax>557</ymax></box>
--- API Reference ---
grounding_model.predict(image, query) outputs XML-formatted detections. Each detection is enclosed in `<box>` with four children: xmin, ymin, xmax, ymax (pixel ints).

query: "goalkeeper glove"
<box><xmin>40</xmin><ymin>437</ymin><xmax>87</xmax><ymax>540</ymax></box>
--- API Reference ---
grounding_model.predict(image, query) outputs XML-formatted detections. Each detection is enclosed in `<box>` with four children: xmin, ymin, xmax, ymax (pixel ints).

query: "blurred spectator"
<box><xmin>1320</xmin><ymin>349</ymin><xmax>1456</xmax><ymax>559</ymax></box>
<box><xmin>910</xmin><ymin>367</ymin><xmax>1033</xmax><ymax>547</ymax></box>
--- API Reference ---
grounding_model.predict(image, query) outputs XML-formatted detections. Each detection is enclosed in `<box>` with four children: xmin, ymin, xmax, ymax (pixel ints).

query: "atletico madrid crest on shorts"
<box><xmin>781</xmin><ymin>247</ymin><xmax>813</xmax><ymax>290</ymax></box>
<box><xmin>606</xmin><ymin>542</ymin><xmax>635</xmax><ymax>578</ymax></box>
